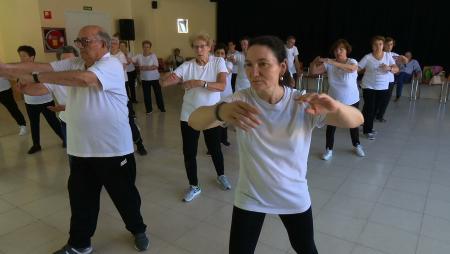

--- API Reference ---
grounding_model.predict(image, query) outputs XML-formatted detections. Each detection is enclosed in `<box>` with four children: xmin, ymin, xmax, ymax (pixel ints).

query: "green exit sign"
<box><xmin>83</xmin><ymin>6</ymin><xmax>92</xmax><ymax>11</ymax></box>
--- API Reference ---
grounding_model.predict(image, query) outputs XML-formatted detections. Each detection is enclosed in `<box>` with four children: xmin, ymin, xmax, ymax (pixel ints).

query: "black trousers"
<box><xmin>67</xmin><ymin>153</ymin><xmax>146</xmax><ymax>248</ymax></box>
<box><xmin>0</xmin><ymin>88</ymin><xmax>26</xmax><ymax>126</ymax></box>
<box><xmin>229</xmin><ymin>206</ymin><xmax>318</xmax><ymax>254</ymax></box>
<box><xmin>180</xmin><ymin>121</ymin><xmax>224</xmax><ymax>186</ymax></box>
<box><xmin>231</xmin><ymin>73</ymin><xmax>237</xmax><ymax>93</ymax></box>
<box><xmin>362</xmin><ymin>88</ymin><xmax>388</xmax><ymax>134</ymax></box>
<box><xmin>141</xmin><ymin>80</ymin><xmax>165</xmax><ymax>113</ymax></box>
<box><xmin>128</xmin><ymin>100</ymin><xmax>142</xmax><ymax>144</ymax></box>
<box><xmin>375</xmin><ymin>82</ymin><xmax>394</xmax><ymax>120</ymax></box>
<box><xmin>326</xmin><ymin>102</ymin><xmax>360</xmax><ymax>149</ymax></box>
<box><xmin>25</xmin><ymin>101</ymin><xmax>63</xmax><ymax>146</ymax></box>
<box><xmin>126</xmin><ymin>70</ymin><xmax>137</xmax><ymax>102</ymax></box>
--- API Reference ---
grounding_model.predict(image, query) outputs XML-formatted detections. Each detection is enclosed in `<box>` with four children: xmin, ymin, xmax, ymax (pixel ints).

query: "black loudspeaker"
<box><xmin>119</xmin><ymin>19</ymin><xmax>135</xmax><ymax>41</ymax></box>
<box><xmin>151</xmin><ymin>0</ymin><xmax>157</xmax><ymax>9</ymax></box>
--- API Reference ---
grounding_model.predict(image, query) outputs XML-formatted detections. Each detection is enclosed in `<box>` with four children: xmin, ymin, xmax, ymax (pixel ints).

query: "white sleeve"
<box><xmin>152</xmin><ymin>54</ymin><xmax>159</xmax><ymax>67</ymax></box>
<box><xmin>358</xmin><ymin>55</ymin><xmax>368</xmax><ymax>69</ymax></box>
<box><xmin>87</xmin><ymin>58</ymin><xmax>124</xmax><ymax>92</ymax></box>
<box><xmin>294</xmin><ymin>46</ymin><xmax>299</xmax><ymax>56</ymax></box>
<box><xmin>223</xmin><ymin>90</ymin><xmax>245</xmax><ymax>103</ymax></box>
<box><xmin>388</xmin><ymin>54</ymin><xmax>395</xmax><ymax>65</ymax></box>
<box><xmin>131</xmin><ymin>55</ymin><xmax>139</xmax><ymax>64</ymax></box>
<box><xmin>118</xmin><ymin>53</ymin><xmax>127</xmax><ymax>65</ymax></box>
<box><xmin>226</xmin><ymin>61</ymin><xmax>234</xmax><ymax>73</ymax></box>
<box><xmin>216</xmin><ymin>57</ymin><xmax>228</xmax><ymax>74</ymax></box>
<box><xmin>173</xmin><ymin>62</ymin><xmax>187</xmax><ymax>79</ymax></box>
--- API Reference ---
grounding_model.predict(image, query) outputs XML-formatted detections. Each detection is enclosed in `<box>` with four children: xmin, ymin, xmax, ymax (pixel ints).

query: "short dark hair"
<box><xmin>214</xmin><ymin>43</ymin><xmax>227</xmax><ymax>54</ymax></box>
<box><xmin>371</xmin><ymin>35</ymin><xmax>385</xmax><ymax>45</ymax></box>
<box><xmin>142</xmin><ymin>40</ymin><xmax>152</xmax><ymax>47</ymax></box>
<box><xmin>286</xmin><ymin>35</ymin><xmax>296</xmax><ymax>41</ymax></box>
<box><xmin>330</xmin><ymin>39</ymin><xmax>352</xmax><ymax>55</ymax></box>
<box><xmin>227</xmin><ymin>40</ymin><xmax>236</xmax><ymax>46</ymax></box>
<box><xmin>249</xmin><ymin>35</ymin><xmax>286</xmax><ymax>64</ymax></box>
<box><xmin>240</xmin><ymin>36</ymin><xmax>250</xmax><ymax>42</ymax></box>
<box><xmin>56</xmin><ymin>46</ymin><xmax>79</xmax><ymax>60</ymax></box>
<box><xmin>385</xmin><ymin>36</ymin><xmax>395</xmax><ymax>45</ymax></box>
<box><xmin>17</xmin><ymin>45</ymin><xmax>36</xmax><ymax>57</ymax></box>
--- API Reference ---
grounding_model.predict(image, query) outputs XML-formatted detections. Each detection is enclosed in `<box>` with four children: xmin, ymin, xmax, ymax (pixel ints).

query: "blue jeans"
<box><xmin>395</xmin><ymin>72</ymin><xmax>412</xmax><ymax>98</ymax></box>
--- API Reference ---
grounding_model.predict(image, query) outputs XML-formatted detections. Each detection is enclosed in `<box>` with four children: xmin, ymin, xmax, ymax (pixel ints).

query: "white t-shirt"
<box><xmin>386</xmin><ymin>52</ymin><xmax>399</xmax><ymax>82</ymax></box>
<box><xmin>174</xmin><ymin>56</ymin><xmax>228</xmax><ymax>122</ymax></box>
<box><xmin>125</xmin><ymin>52</ymin><xmax>136</xmax><ymax>72</ymax></box>
<box><xmin>0</xmin><ymin>77</ymin><xmax>11</xmax><ymax>92</ymax></box>
<box><xmin>111</xmin><ymin>51</ymin><xmax>128</xmax><ymax>82</ymax></box>
<box><xmin>225</xmin><ymin>87</ymin><xmax>326</xmax><ymax>214</ymax></box>
<box><xmin>50</xmin><ymin>53</ymin><xmax>133</xmax><ymax>157</ymax></box>
<box><xmin>220</xmin><ymin>61</ymin><xmax>234</xmax><ymax>101</ymax></box>
<box><xmin>43</xmin><ymin>83</ymin><xmax>68</xmax><ymax>122</ymax></box>
<box><xmin>132</xmin><ymin>53</ymin><xmax>160</xmax><ymax>81</ymax></box>
<box><xmin>358</xmin><ymin>52</ymin><xmax>395</xmax><ymax>90</ymax></box>
<box><xmin>286</xmin><ymin>45</ymin><xmax>299</xmax><ymax>74</ymax></box>
<box><xmin>235</xmin><ymin>52</ymin><xmax>250</xmax><ymax>91</ymax></box>
<box><xmin>227</xmin><ymin>51</ymin><xmax>239</xmax><ymax>74</ymax></box>
<box><xmin>324</xmin><ymin>58</ymin><xmax>360</xmax><ymax>105</ymax></box>
<box><xmin>24</xmin><ymin>93</ymin><xmax>53</xmax><ymax>105</ymax></box>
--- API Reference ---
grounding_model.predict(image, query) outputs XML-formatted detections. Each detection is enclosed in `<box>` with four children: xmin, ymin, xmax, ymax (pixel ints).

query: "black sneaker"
<box><xmin>53</xmin><ymin>244</ymin><xmax>93</xmax><ymax>254</ymax></box>
<box><xmin>27</xmin><ymin>145</ymin><xmax>42</xmax><ymax>154</ymax></box>
<box><xmin>160</xmin><ymin>109</ymin><xmax>166</xmax><ymax>113</ymax></box>
<box><xmin>134</xmin><ymin>232</ymin><xmax>150</xmax><ymax>251</ymax></box>
<box><xmin>136</xmin><ymin>143</ymin><xmax>148</xmax><ymax>156</ymax></box>
<box><xmin>221</xmin><ymin>141</ymin><xmax>231</xmax><ymax>146</ymax></box>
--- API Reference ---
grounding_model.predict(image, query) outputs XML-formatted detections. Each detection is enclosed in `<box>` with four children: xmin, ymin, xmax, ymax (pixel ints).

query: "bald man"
<box><xmin>0</xmin><ymin>25</ymin><xmax>149</xmax><ymax>254</ymax></box>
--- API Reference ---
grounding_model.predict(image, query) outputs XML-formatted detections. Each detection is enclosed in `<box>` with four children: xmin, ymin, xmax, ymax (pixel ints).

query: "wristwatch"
<box><xmin>31</xmin><ymin>72</ymin><xmax>40</xmax><ymax>83</ymax></box>
<box><xmin>203</xmin><ymin>81</ymin><xmax>208</xmax><ymax>88</ymax></box>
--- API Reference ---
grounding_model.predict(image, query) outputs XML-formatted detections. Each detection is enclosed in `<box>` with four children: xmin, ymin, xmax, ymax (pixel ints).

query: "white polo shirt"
<box><xmin>125</xmin><ymin>52</ymin><xmax>136</xmax><ymax>72</ymax></box>
<box><xmin>324</xmin><ymin>58</ymin><xmax>360</xmax><ymax>105</ymax></box>
<box><xmin>0</xmin><ymin>77</ymin><xmax>11</xmax><ymax>92</ymax></box>
<box><xmin>220</xmin><ymin>61</ymin><xmax>234</xmax><ymax>101</ymax></box>
<box><xmin>225</xmin><ymin>86</ymin><xmax>326</xmax><ymax>214</ymax></box>
<box><xmin>132</xmin><ymin>53</ymin><xmax>160</xmax><ymax>81</ymax></box>
<box><xmin>358</xmin><ymin>52</ymin><xmax>395</xmax><ymax>90</ymax></box>
<box><xmin>286</xmin><ymin>45</ymin><xmax>299</xmax><ymax>74</ymax></box>
<box><xmin>50</xmin><ymin>53</ymin><xmax>133</xmax><ymax>157</ymax></box>
<box><xmin>386</xmin><ymin>51</ymin><xmax>399</xmax><ymax>82</ymax></box>
<box><xmin>174</xmin><ymin>55</ymin><xmax>228</xmax><ymax>122</ymax></box>
<box><xmin>43</xmin><ymin>83</ymin><xmax>68</xmax><ymax>122</ymax></box>
<box><xmin>227</xmin><ymin>51</ymin><xmax>239</xmax><ymax>74</ymax></box>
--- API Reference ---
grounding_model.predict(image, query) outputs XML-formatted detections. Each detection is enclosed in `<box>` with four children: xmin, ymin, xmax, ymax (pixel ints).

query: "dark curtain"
<box><xmin>217</xmin><ymin>0</ymin><xmax>450</xmax><ymax>72</ymax></box>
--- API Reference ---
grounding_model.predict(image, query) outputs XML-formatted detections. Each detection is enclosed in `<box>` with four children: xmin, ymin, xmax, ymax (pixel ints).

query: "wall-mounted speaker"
<box><xmin>152</xmin><ymin>0</ymin><xmax>158</xmax><ymax>9</ymax></box>
<box><xmin>118</xmin><ymin>19</ymin><xmax>135</xmax><ymax>41</ymax></box>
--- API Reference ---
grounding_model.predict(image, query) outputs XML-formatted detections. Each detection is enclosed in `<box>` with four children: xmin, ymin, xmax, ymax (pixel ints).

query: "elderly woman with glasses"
<box><xmin>160</xmin><ymin>32</ymin><xmax>231</xmax><ymax>202</ymax></box>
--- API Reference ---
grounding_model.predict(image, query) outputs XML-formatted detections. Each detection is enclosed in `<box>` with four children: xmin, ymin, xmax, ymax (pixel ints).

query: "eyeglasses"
<box><xmin>74</xmin><ymin>38</ymin><xmax>102</xmax><ymax>48</ymax></box>
<box><xmin>193</xmin><ymin>44</ymin><xmax>208</xmax><ymax>49</ymax></box>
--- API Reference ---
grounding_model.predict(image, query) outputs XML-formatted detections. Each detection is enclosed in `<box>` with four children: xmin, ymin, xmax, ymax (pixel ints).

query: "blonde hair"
<box><xmin>189</xmin><ymin>32</ymin><xmax>212</xmax><ymax>47</ymax></box>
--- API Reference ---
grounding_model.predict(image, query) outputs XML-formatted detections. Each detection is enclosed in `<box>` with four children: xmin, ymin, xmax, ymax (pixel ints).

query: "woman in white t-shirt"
<box><xmin>119</xmin><ymin>41</ymin><xmax>138</xmax><ymax>103</ymax></box>
<box><xmin>214</xmin><ymin>43</ymin><xmax>233</xmax><ymax>146</ymax></box>
<box><xmin>310</xmin><ymin>39</ymin><xmax>365</xmax><ymax>160</ymax></box>
<box><xmin>17</xmin><ymin>45</ymin><xmax>64</xmax><ymax>154</ymax></box>
<box><xmin>188</xmin><ymin>36</ymin><xmax>364</xmax><ymax>254</ymax></box>
<box><xmin>358</xmin><ymin>36</ymin><xmax>399</xmax><ymax>140</ymax></box>
<box><xmin>232</xmin><ymin>37</ymin><xmax>251</xmax><ymax>92</ymax></box>
<box><xmin>160</xmin><ymin>32</ymin><xmax>231</xmax><ymax>203</ymax></box>
<box><xmin>226</xmin><ymin>40</ymin><xmax>239</xmax><ymax>92</ymax></box>
<box><xmin>132</xmin><ymin>40</ymin><xmax>166</xmax><ymax>114</ymax></box>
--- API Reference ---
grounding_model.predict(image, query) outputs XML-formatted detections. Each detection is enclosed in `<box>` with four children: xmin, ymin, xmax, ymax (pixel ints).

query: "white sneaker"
<box><xmin>19</xmin><ymin>125</ymin><xmax>27</xmax><ymax>136</ymax></box>
<box><xmin>322</xmin><ymin>149</ymin><xmax>333</xmax><ymax>160</ymax></box>
<box><xmin>217</xmin><ymin>175</ymin><xmax>232</xmax><ymax>190</ymax></box>
<box><xmin>354</xmin><ymin>144</ymin><xmax>366</xmax><ymax>157</ymax></box>
<box><xmin>183</xmin><ymin>185</ymin><xmax>201</xmax><ymax>202</ymax></box>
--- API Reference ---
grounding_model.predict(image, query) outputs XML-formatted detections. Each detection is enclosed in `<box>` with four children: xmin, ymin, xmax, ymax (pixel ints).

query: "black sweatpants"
<box><xmin>141</xmin><ymin>80</ymin><xmax>165</xmax><ymax>113</ymax></box>
<box><xmin>67</xmin><ymin>153</ymin><xmax>146</xmax><ymax>248</ymax></box>
<box><xmin>229</xmin><ymin>206</ymin><xmax>318</xmax><ymax>254</ymax></box>
<box><xmin>375</xmin><ymin>82</ymin><xmax>394</xmax><ymax>120</ymax></box>
<box><xmin>25</xmin><ymin>101</ymin><xmax>63</xmax><ymax>146</ymax></box>
<box><xmin>231</xmin><ymin>73</ymin><xmax>237</xmax><ymax>93</ymax></box>
<box><xmin>362</xmin><ymin>88</ymin><xmax>388</xmax><ymax>134</ymax></box>
<box><xmin>126</xmin><ymin>70</ymin><xmax>137</xmax><ymax>102</ymax></box>
<box><xmin>326</xmin><ymin>102</ymin><xmax>360</xmax><ymax>149</ymax></box>
<box><xmin>180</xmin><ymin>121</ymin><xmax>224</xmax><ymax>186</ymax></box>
<box><xmin>0</xmin><ymin>88</ymin><xmax>26</xmax><ymax>126</ymax></box>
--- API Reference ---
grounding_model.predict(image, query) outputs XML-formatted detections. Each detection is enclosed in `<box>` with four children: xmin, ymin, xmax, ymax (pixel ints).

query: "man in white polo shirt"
<box><xmin>0</xmin><ymin>25</ymin><xmax>148</xmax><ymax>254</ymax></box>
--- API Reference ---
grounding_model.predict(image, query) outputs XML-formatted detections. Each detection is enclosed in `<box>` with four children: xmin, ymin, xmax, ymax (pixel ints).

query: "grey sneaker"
<box><xmin>321</xmin><ymin>149</ymin><xmax>333</xmax><ymax>160</ymax></box>
<box><xmin>134</xmin><ymin>232</ymin><xmax>150</xmax><ymax>252</ymax></box>
<box><xmin>217</xmin><ymin>175</ymin><xmax>232</xmax><ymax>190</ymax></box>
<box><xmin>53</xmin><ymin>245</ymin><xmax>93</xmax><ymax>254</ymax></box>
<box><xmin>183</xmin><ymin>185</ymin><xmax>201</xmax><ymax>202</ymax></box>
<box><xmin>354</xmin><ymin>144</ymin><xmax>366</xmax><ymax>157</ymax></box>
<box><xmin>19</xmin><ymin>125</ymin><xmax>27</xmax><ymax>136</ymax></box>
<box><xmin>365</xmin><ymin>133</ymin><xmax>376</xmax><ymax>140</ymax></box>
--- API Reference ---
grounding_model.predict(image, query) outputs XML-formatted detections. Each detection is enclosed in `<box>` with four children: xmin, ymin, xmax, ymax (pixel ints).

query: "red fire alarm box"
<box><xmin>44</xmin><ymin>10</ymin><xmax>52</xmax><ymax>19</ymax></box>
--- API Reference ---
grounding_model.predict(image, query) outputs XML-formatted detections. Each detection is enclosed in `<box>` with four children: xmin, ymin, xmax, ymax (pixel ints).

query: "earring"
<box><xmin>280</xmin><ymin>75</ymin><xmax>284</xmax><ymax>81</ymax></box>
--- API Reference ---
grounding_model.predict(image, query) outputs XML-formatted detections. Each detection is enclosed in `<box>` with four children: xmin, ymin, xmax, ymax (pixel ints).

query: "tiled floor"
<box><xmin>1</xmin><ymin>86</ymin><xmax>450</xmax><ymax>254</ymax></box>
